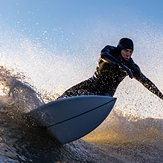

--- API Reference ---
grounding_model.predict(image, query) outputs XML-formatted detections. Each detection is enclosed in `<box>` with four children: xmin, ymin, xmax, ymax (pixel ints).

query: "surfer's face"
<box><xmin>121</xmin><ymin>49</ymin><xmax>133</xmax><ymax>61</ymax></box>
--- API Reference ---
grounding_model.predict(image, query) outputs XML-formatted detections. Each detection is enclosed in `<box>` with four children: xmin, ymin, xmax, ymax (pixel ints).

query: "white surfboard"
<box><xmin>27</xmin><ymin>95</ymin><xmax>116</xmax><ymax>144</ymax></box>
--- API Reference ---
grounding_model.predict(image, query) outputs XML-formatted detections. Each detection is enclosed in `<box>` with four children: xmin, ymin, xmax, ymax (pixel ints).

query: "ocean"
<box><xmin>0</xmin><ymin>62</ymin><xmax>163</xmax><ymax>163</ymax></box>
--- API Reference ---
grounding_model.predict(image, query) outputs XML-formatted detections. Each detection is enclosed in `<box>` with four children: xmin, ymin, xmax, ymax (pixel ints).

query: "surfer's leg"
<box><xmin>58</xmin><ymin>78</ymin><xmax>96</xmax><ymax>99</ymax></box>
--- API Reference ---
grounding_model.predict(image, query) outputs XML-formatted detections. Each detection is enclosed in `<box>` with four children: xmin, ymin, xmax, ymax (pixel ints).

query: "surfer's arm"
<box><xmin>134</xmin><ymin>69</ymin><xmax>163</xmax><ymax>100</ymax></box>
<box><xmin>101</xmin><ymin>46</ymin><xmax>134</xmax><ymax>78</ymax></box>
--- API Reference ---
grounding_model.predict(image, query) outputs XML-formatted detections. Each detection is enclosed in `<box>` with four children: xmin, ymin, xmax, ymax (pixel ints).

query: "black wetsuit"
<box><xmin>59</xmin><ymin>45</ymin><xmax>163</xmax><ymax>99</ymax></box>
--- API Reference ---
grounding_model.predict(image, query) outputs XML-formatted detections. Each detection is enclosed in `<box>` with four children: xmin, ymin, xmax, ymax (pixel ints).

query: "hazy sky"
<box><xmin>1</xmin><ymin>0</ymin><xmax>163</xmax><ymax>47</ymax></box>
<box><xmin>1</xmin><ymin>0</ymin><xmax>163</xmax><ymax>75</ymax></box>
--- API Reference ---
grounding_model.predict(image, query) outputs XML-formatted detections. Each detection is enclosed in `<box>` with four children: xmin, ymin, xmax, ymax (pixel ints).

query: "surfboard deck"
<box><xmin>27</xmin><ymin>95</ymin><xmax>116</xmax><ymax>144</ymax></box>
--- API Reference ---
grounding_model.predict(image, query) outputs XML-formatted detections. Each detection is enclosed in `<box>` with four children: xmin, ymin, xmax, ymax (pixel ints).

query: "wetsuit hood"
<box><xmin>117</xmin><ymin>38</ymin><xmax>134</xmax><ymax>51</ymax></box>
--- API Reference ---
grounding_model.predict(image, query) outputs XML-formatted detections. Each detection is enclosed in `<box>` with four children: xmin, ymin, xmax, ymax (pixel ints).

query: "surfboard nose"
<box><xmin>46</xmin><ymin>96</ymin><xmax>116</xmax><ymax>144</ymax></box>
<box><xmin>27</xmin><ymin>95</ymin><xmax>116</xmax><ymax>144</ymax></box>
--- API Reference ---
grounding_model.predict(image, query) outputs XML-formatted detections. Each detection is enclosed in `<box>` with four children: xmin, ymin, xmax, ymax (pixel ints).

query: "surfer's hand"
<box><xmin>120</xmin><ymin>64</ymin><xmax>134</xmax><ymax>79</ymax></box>
<box><xmin>126</xmin><ymin>68</ymin><xmax>134</xmax><ymax>79</ymax></box>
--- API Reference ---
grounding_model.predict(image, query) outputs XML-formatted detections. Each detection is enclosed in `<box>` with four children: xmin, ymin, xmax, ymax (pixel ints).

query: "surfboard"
<box><xmin>27</xmin><ymin>95</ymin><xmax>116</xmax><ymax>144</ymax></box>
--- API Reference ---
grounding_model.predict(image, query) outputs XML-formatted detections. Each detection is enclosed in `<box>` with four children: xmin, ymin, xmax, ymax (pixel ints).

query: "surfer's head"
<box><xmin>117</xmin><ymin>38</ymin><xmax>134</xmax><ymax>51</ymax></box>
<box><xmin>117</xmin><ymin>38</ymin><xmax>134</xmax><ymax>61</ymax></box>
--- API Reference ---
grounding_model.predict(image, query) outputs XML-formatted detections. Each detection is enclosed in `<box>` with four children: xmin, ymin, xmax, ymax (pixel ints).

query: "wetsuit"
<box><xmin>59</xmin><ymin>45</ymin><xmax>163</xmax><ymax>99</ymax></box>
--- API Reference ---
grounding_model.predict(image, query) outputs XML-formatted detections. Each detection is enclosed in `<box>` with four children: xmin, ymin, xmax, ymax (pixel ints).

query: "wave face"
<box><xmin>0</xmin><ymin>66</ymin><xmax>121</xmax><ymax>162</ymax></box>
<box><xmin>0</xmin><ymin>66</ymin><xmax>162</xmax><ymax>163</ymax></box>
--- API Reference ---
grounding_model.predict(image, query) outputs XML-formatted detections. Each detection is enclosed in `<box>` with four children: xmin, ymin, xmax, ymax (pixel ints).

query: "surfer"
<box><xmin>59</xmin><ymin>38</ymin><xmax>163</xmax><ymax>100</ymax></box>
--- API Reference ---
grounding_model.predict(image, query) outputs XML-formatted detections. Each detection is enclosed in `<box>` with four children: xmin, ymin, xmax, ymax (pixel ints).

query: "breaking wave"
<box><xmin>0</xmin><ymin>66</ymin><xmax>162</xmax><ymax>163</ymax></box>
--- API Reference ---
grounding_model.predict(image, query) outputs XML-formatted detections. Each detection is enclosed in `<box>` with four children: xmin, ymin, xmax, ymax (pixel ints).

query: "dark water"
<box><xmin>0</xmin><ymin>66</ymin><xmax>163</xmax><ymax>163</ymax></box>
<box><xmin>0</xmin><ymin>104</ymin><xmax>122</xmax><ymax>163</ymax></box>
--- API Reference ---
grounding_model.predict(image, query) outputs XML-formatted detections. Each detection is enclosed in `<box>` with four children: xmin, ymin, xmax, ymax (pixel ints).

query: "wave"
<box><xmin>0</xmin><ymin>66</ymin><xmax>120</xmax><ymax>162</ymax></box>
<box><xmin>84</xmin><ymin>111</ymin><xmax>163</xmax><ymax>163</ymax></box>
<box><xmin>0</xmin><ymin>66</ymin><xmax>162</xmax><ymax>162</ymax></box>
<box><xmin>84</xmin><ymin>110</ymin><xmax>163</xmax><ymax>143</ymax></box>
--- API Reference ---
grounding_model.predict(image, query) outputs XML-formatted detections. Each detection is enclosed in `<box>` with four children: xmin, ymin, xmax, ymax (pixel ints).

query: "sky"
<box><xmin>0</xmin><ymin>0</ymin><xmax>163</xmax><ymax>77</ymax></box>
<box><xmin>1</xmin><ymin>0</ymin><xmax>163</xmax><ymax>84</ymax></box>
<box><xmin>1</xmin><ymin>0</ymin><xmax>163</xmax><ymax>49</ymax></box>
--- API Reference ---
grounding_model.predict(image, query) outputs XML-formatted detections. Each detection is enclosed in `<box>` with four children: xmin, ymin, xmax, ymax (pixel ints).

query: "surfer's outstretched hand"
<box><xmin>120</xmin><ymin>63</ymin><xmax>134</xmax><ymax>79</ymax></box>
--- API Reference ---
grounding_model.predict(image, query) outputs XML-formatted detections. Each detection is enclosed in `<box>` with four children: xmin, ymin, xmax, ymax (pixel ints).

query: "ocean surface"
<box><xmin>0</xmin><ymin>66</ymin><xmax>163</xmax><ymax>163</ymax></box>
